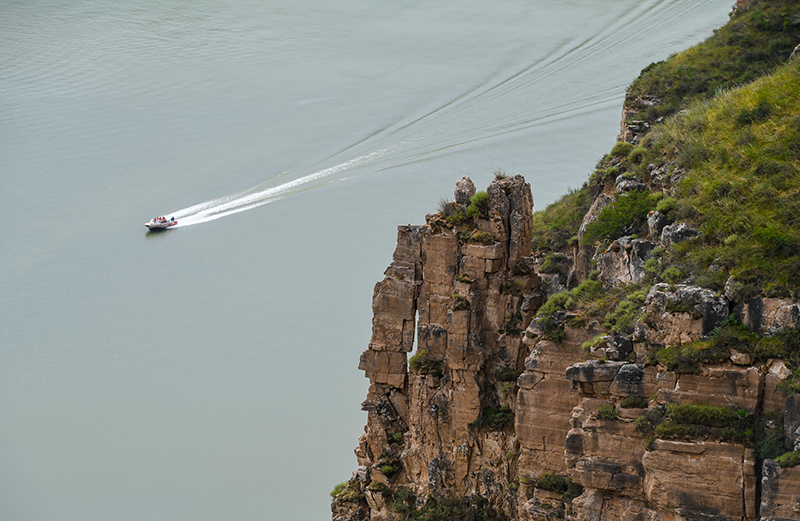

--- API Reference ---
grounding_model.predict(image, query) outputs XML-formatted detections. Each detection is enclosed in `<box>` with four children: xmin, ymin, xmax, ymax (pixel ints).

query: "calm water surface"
<box><xmin>1</xmin><ymin>1</ymin><xmax>730</xmax><ymax>519</ymax></box>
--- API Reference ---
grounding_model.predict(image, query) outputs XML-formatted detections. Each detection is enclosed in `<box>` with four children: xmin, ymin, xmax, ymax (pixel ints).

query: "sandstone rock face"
<box><xmin>517</xmin><ymin>330</ymin><xmax>593</xmax><ymax>474</ymax></box>
<box><xmin>596</xmin><ymin>237</ymin><xmax>655</xmax><ymax>286</ymax></box>
<box><xmin>761</xmin><ymin>460</ymin><xmax>800</xmax><ymax>520</ymax></box>
<box><xmin>643</xmin><ymin>441</ymin><xmax>756</xmax><ymax>520</ymax></box>
<box><xmin>337</xmin><ymin>176</ymin><xmax>538</xmax><ymax>520</ymax></box>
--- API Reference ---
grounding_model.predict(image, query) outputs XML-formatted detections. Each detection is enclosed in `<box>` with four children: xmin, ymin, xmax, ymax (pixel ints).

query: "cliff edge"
<box><xmin>333</xmin><ymin>1</ymin><xmax>800</xmax><ymax>519</ymax></box>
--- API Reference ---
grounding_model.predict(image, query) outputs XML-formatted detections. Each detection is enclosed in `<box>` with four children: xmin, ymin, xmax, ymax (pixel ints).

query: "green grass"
<box><xmin>643</xmin><ymin>60</ymin><xmax>800</xmax><ymax>297</ymax></box>
<box><xmin>531</xmin><ymin>186</ymin><xmax>592</xmax><ymax>252</ymax></box>
<box><xmin>628</xmin><ymin>0</ymin><xmax>800</xmax><ymax>129</ymax></box>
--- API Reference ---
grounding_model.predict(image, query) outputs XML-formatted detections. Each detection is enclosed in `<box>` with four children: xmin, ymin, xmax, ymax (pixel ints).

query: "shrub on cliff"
<box><xmin>446</xmin><ymin>190</ymin><xmax>490</xmax><ymax>225</ymax></box>
<box><xmin>597</xmin><ymin>403</ymin><xmax>618</xmax><ymax>420</ymax></box>
<box><xmin>468</xmin><ymin>404</ymin><xmax>514</xmax><ymax>433</ymax></box>
<box><xmin>580</xmin><ymin>190</ymin><xmax>660</xmax><ymax>246</ymax></box>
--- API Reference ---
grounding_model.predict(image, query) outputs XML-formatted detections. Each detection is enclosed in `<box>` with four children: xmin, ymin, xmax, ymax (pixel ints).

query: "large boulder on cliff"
<box><xmin>659</xmin><ymin>221</ymin><xmax>698</xmax><ymax>249</ymax></box>
<box><xmin>644</xmin><ymin>283</ymin><xmax>728</xmax><ymax>345</ymax></box>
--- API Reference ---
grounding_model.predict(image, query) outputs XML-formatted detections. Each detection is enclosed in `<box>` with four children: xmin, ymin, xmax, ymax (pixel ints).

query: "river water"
<box><xmin>1</xmin><ymin>1</ymin><xmax>731</xmax><ymax>519</ymax></box>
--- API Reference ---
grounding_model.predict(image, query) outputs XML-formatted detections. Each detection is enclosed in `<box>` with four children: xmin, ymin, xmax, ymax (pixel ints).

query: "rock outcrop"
<box><xmin>335</xmin><ymin>175</ymin><xmax>540</xmax><ymax>520</ymax></box>
<box><xmin>334</xmin><ymin>172</ymin><xmax>800</xmax><ymax>521</ymax></box>
<box><xmin>334</xmin><ymin>171</ymin><xmax>800</xmax><ymax>521</ymax></box>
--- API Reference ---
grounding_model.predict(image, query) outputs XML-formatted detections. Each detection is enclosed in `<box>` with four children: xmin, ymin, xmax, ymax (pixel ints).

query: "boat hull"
<box><xmin>145</xmin><ymin>220</ymin><xmax>177</xmax><ymax>230</ymax></box>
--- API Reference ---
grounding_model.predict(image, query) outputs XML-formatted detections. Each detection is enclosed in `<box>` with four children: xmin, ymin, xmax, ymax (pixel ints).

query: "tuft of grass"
<box><xmin>604</xmin><ymin>299</ymin><xmax>643</xmax><ymax>334</ymax></box>
<box><xmin>451</xmin><ymin>294</ymin><xmax>471</xmax><ymax>311</ymax></box>
<box><xmin>331</xmin><ymin>481</ymin><xmax>365</xmax><ymax>503</ymax></box>
<box><xmin>610</xmin><ymin>141</ymin><xmax>635</xmax><ymax>158</ymax></box>
<box><xmin>408</xmin><ymin>349</ymin><xmax>446</xmax><ymax>378</ymax></box>
<box><xmin>776</xmin><ymin>451</ymin><xmax>800</xmax><ymax>468</ymax></box>
<box><xmin>376</xmin><ymin>451</ymin><xmax>402</xmax><ymax>478</ymax></box>
<box><xmin>438</xmin><ymin>198</ymin><xmax>458</xmax><ymax>217</ymax></box>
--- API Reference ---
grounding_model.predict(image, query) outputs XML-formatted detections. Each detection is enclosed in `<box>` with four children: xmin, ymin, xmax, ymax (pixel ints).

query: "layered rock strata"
<box><xmin>335</xmin><ymin>174</ymin><xmax>800</xmax><ymax>521</ymax></box>
<box><xmin>336</xmin><ymin>175</ymin><xmax>538</xmax><ymax>521</ymax></box>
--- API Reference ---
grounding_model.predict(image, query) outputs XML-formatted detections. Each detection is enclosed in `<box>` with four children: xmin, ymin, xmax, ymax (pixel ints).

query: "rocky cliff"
<box><xmin>333</xmin><ymin>2</ymin><xmax>800</xmax><ymax>519</ymax></box>
<box><xmin>333</xmin><ymin>174</ymin><xmax>799</xmax><ymax>521</ymax></box>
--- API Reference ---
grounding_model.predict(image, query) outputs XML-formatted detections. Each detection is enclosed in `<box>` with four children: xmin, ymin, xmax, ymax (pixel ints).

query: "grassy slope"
<box><xmin>650</xmin><ymin>61</ymin><xmax>800</xmax><ymax>297</ymax></box>
<box><xmin>629</xmin><ymin>0</ymin><xmax>800</xmax><ymax>122</ymax></box>
<box><xmin>530</xmin><ymin>0</ymin><xmax>800</xmax><ymax>385</ymax></box>
<box><xmin>531</xmin><ymin>0</ymin><xmax>800</xmax><ymax>254</ymax></box>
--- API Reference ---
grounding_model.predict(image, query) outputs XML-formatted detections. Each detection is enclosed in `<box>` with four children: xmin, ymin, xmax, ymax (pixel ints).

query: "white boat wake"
<box><xmin>169</xmin><ymin>146</ymin><xmax>398</xmax><ymax>227</ymax></box>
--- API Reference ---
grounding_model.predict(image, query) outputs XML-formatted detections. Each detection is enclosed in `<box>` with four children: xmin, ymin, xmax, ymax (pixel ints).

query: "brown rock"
<box><xmin>760</xmin><ymin>460</ymin><xmax>800</xmax><ymax>520</ymax></box>
<box><xmin>643</xmin><ymin>440</ymin><xmax>751</xmax><ymax>519</ymax></box>
<box><xmin>735</xmin><ymin>297</ymin><xmax>800</xmax><ymax>335</ymax></box>
<box><xmin>655</xmin><ymin>366</ymin><xmax>761</xmax><ymax>413</ymax></box>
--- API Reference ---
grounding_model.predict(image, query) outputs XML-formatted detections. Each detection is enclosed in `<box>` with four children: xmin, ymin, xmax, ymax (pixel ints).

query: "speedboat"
<box><xmin>145</xmin><ymin>216</ymin><xmax>177</xmax><ymax>230</ymax></box>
